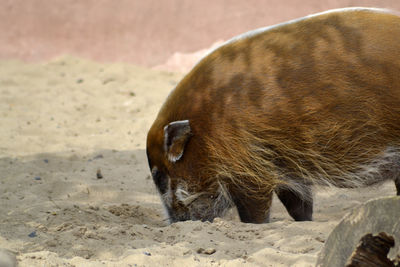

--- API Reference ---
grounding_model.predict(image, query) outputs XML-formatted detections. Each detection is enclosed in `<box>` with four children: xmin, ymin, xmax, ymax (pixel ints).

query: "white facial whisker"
<box><xmin>175</xmin><ymin>186</ymin><xmax>205</xmax><ymax>206</ymax></box>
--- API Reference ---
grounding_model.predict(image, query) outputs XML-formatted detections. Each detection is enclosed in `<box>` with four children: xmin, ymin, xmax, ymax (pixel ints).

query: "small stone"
<box><xmin>93</xmin><ymin>154</ymin><xmax>104</xmax><ymax>160</ymax></box>
<box><xmin>28</xmin><ymin>231</ymin><xmax>37</xmax><ymax>238</ymax></box>
<box><xmin>143</xmin><ymin>251</ymin><xmax>151</xmax><ymax>256</ymax></box>
<box><xmin>193</xmin><ymin>226</ymin><xmax>202</xmax><ymax>231</ymax></box>
<box><xmin>34</xmin><ymin>176</ymin><xmax>41</xmax><ymax>180</ymax></box>
<box><xmin>45</xmin><ymin>240</ymin><xmax>58</xmax><ymax>247</ymax></box>
<box><xmin>196</xmin><ymin>247</ymin><xmax>216</xmax><ymax>255</ymax></box>
<box><xmin>96</xmin><ymin>169</ymin><xmax>103</xmax><ymax>179</ymax></box>
<box><xmin>102</xmin><ymin>78</ymin><xmax>115</xmax><ymax>84</ymax></box>
<box><xmin>204</xmin><ymin>248</ymin><xmax>216</xmax><ymax>255</ymax></box>
<box><xmin>43</xmin><ymin>159</ymin><xmax>49</xmax><ymax>163</ymax></box>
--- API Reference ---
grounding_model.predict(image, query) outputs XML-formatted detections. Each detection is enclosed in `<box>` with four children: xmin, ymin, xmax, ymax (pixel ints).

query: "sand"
<box><xmin>0</xmin><ymin>57</ymin><xmax>397</xmax><ymax>266</ymax></box>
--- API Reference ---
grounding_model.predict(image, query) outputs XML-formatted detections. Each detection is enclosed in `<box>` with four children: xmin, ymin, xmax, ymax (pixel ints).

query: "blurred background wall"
<box><xmin>1</xmin><ymin>0</ymin><xmax>399</xmax><ymax>67</ymax></box>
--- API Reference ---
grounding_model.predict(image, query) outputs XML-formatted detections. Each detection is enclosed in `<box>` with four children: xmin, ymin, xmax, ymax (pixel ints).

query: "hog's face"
<box><xmin>146</xmin><ymin>120</ymin><xmax>231</xmax><ymax>223</ymax></box>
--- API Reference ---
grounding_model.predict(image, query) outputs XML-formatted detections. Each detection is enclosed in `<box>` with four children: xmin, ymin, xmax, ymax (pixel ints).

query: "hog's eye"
<box><xmin>151</xmin><ymin>167</ymin><xmax>169</xmax><ymax>194</ymax></box>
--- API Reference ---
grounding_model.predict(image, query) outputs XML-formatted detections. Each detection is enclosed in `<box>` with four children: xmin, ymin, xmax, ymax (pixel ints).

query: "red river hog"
<box><xmin>146</xmin><ymin>7</ymin><xmax>400</xmax><ymax>223</ymax></box>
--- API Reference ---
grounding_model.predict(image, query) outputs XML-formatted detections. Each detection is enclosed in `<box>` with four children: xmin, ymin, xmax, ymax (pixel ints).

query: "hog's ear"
<box><xmin>163</xmin><ymin>120</ymin><xmax>192</xmax><ymax>163</ymax></box>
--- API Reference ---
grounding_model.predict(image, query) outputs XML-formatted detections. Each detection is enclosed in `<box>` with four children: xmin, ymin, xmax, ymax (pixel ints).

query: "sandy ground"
<box><xmin>0</xmin><ymin>57</ymin><xmax>397</xmax><ymax>266</ymax></box>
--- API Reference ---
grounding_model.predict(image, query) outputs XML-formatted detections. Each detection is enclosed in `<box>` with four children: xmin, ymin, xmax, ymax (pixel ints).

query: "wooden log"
<box><xmin>346</xmin><ymin>232</ymin><xmax>398</xmax><ymax>267</ymax></box>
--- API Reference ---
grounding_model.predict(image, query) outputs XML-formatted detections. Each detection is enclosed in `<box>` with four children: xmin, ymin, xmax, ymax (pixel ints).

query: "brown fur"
<box><xmin>146</xmin><ymin>8</ymin><xmax>400</xmax><ymax>223</ymax></box>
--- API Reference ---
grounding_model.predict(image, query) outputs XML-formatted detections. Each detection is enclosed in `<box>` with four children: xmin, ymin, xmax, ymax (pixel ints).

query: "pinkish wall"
<box><xmin>1</xmin><ymin>0</ymin><xmax>399</xmax><ymax>66</ymax></box>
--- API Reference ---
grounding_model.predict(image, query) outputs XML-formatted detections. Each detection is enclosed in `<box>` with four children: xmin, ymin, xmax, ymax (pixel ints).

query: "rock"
<box><xmin>0</xmin><ymin>248</ymin><xmax>17</xmax><ymax>267</ymax></box>
<box><xmin>197</xmin><ymin>247</ymin><xmax>216</xmax><ymax>255</ymax></box>
<box><xmin>196</xmin><ymin>248</ymin><xmax>204</xmax><ymax>254</ymax></box>
<box><xmin>93</xmin><ymin>154</ymin><xmax>104</xmax><ymax>160</ymax></box>
<box><xmin>316</xmin><ymin>196</ymin><xmax>400</xmax><ymax>267</ymax></box>
<box><xmin>203</xmin><ymin>248</ymin><xmax>216</xmax><ymax>255</ymax></box>
<box><xmin>28</xmin><ymin>230</ymin><xmax>37</xmax><ymax>237</ymax></box>
<box><xmin>96</xmin><ymin>168</ymin><xmax>103</xmax><ymax>179</ymax></box>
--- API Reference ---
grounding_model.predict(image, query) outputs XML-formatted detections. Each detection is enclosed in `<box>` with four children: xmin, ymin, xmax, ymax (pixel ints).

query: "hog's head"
<box><xmin>146</xmin><ymin>119</ymin><xmax>232</xmax><ymax>223</ymax></box>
